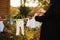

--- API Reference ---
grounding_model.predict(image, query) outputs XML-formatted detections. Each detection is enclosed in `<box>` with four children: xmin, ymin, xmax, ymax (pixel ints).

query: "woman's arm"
<box><xmin>35</xmin><ymin>16</ymin><xmax>45</xmax><ymax>22</ymax></box>
<box><xmin>35</xmin><ymin>9</ymin><xmax>50</xmax><ymax>22</ymax></box>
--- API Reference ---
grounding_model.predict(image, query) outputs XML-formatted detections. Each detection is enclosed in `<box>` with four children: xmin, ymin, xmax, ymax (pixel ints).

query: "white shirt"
<box><xmin>26</xmin><ymin>17</ymin><xmax>41</xmax><ymax>28</ymax></box>
<box><xmin>16</xmin><ymin>19</ymin><xmax>24</xmax><ymax>27</ymax></box>
<box><xmin>0</xmin><ymin>21</ymin><xmax>4</xmax><ymax>32</ymax></box>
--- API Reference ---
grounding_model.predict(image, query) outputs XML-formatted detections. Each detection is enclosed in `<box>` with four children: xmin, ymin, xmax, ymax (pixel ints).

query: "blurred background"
<box><xmin>0</xmin><ymin>0</ymin><xmax>50</xmax><ymax>40</ymax></box>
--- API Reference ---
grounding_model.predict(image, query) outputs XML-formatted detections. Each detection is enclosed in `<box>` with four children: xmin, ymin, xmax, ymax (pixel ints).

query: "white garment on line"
<box><xmin>0</xmin><ymin>21</ymin><xmax>4</xmax><ymax>32</ymax></box>
<box><xmin>16</xmin><ymin>19</ymin><xmax>24</xmax><ymax>36</ymax></box>
<box><xmin>26</xmin><ymin>17</ymin><xmax>41</xmax><ymax>28</ymax></box>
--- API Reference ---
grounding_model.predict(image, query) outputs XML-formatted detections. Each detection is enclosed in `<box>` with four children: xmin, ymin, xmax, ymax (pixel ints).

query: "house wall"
<box><xmin>0</xmin><ymin>0</ymin><xmax>10</xmax><ymax>17</ymax></box>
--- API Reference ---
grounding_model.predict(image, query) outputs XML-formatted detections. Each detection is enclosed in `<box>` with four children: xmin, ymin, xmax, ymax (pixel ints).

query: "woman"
<box><xmin>35</xmin><ymin>0</ymin><xmax>58</xmax><ymax>40</ymax></box>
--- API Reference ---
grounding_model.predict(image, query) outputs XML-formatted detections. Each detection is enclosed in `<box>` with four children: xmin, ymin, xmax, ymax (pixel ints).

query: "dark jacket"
<box><xmin>35</xmin><ymin>0</ymin><xmax>59</xmax><ymax>40</ymax></box>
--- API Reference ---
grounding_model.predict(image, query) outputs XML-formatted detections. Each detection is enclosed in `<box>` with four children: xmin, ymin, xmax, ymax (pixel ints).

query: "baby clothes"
<box><xmin>16</xmin><ymin>19</ymin><xmax>24</xmax><ymax>36</ymax></box>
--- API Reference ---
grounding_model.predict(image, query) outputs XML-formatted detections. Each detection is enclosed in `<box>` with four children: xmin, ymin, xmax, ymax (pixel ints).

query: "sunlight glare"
<box><xmin>25</xmin><ymin>0</ymin><xmax>39</xmax><ymax>7</ymax></box>
<box><xmin>10</xmin><ymin>0</ymin><xmax>21</xmax><ymax>7</ymax></box>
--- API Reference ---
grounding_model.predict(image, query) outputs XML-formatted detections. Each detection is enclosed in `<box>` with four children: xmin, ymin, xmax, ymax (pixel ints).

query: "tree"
<box><xmin>19</xmin><ymin>6</ymin><xmax>30</xmax><ymax>18</ymax></box>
